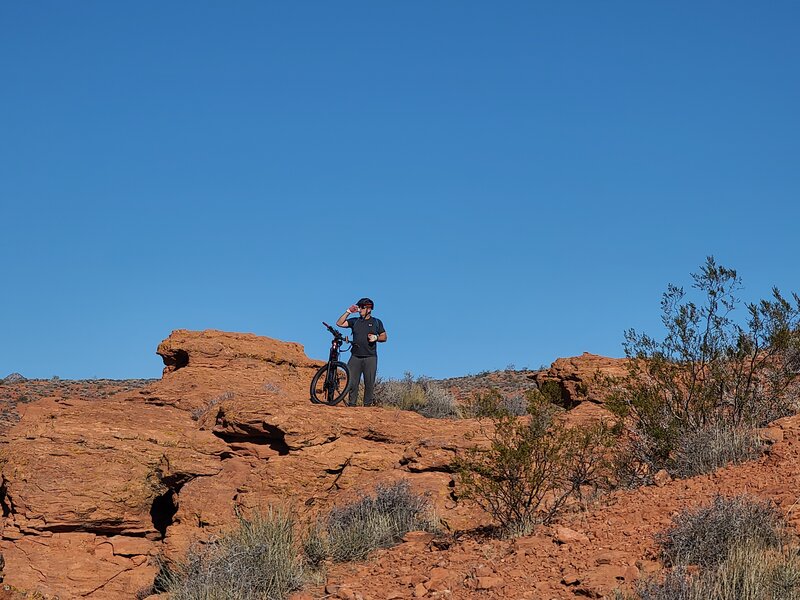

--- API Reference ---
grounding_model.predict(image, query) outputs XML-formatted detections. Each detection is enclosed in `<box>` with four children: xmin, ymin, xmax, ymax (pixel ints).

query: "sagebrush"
<box><xmin>374</xmin><ymin>373</ymin><xmax>459</xmax><ymax>419</ymax></box>
<box><xmin>304</xmin><ymin>480</ymin><xmax>436</xmax><ymax>564</ymax></box>
<box><xmin>636</xmin><ymin>495</ymin><xmax>800</xmax><ymax>600</ymax></box>
<box><xmin>460</xmin><ymin>388</ymin><xmax>530</xmax><ymax>418</ymax></box>
<box><xmin>657</xmin><ymin>494</ymin><xmax>785</xmax><ymax>569</ymax></box>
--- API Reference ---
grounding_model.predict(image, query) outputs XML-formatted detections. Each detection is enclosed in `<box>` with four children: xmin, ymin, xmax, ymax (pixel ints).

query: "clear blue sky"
<box><xmin>2</xmin><ymin>2</ymin><xmax>799</xmax><ymax>380</ymax></box>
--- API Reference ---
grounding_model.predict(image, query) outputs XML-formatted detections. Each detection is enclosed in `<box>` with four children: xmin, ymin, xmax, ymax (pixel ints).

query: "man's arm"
<box><xmin>376</xmin><ymin>320</ymin><xmax>387</xmax><ymax>342</ymax></box>
<box><xmin>336</xmin><ymin>305</ymin><xmax>358</xmax><ymax>327</ymax></box>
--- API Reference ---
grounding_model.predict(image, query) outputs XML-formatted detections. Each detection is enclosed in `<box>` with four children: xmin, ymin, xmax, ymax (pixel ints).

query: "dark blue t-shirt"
<box><xmin>345</xmin><ymin>316</ymin><xmax>385</xmax><ymax>357</ymax></box>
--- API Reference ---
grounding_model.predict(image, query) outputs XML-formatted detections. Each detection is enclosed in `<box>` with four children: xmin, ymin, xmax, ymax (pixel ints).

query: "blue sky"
<box><xmin>2</xmin><ymin>2</ymin><xmax>799</xmax><ymax>380</ymax></box>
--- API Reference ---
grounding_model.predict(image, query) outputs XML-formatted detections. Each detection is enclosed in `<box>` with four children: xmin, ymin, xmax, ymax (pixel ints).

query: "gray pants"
<box><xmin>347</xmin><ymin>355</ymin><xmax>378</xmax><ymax>406</ymax></box>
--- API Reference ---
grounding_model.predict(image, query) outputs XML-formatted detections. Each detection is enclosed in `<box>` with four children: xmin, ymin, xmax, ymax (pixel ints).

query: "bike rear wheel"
<box><xmin>310</xmin><ymin>361</ymin><xmax>350</xmax><ymax>405</ymax></box>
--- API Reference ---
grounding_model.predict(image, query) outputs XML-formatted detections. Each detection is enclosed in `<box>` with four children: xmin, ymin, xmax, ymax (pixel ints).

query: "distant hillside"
<box><xmin>0</xmin><ymin>377</ymin><xmax>155</xmax><ymax>432</ymax></box>
<box><xmin>435</xmin><ymin>368</ymin><xmax>541</xmax><ymax>401</ymax></box>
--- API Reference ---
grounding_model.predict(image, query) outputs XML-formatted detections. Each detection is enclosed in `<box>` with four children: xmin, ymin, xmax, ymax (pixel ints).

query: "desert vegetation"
<box><xmin>455</xmin><ymin>390</ymin><xmax>614</xmax><ymax>536</ymax></box>
<box><xmin>459</xmin><ymin>388</ymin><xmax>529</xmax><ymax>418</ymax></box>
<box><xmin>454</xmin><ymin>258</ymin><xmax>800</xmax><ymax>539</ymax></box>
<box><xmin>303</xmin><ymin>479</ymin><xmax>437</xmax><ymax>566</ymax></box>
<box><xmin>373</xmin><ymin>373</ymin><xmax>460</xmax><ymax>418</ymax></box>
<box><xmin>627</xmin><ymin>494</ymin><xmax>800</xmax><ymax>600</ymax></box>
<box><xmin>150</xmin><ymin>508</ymin><xmax>305</xmax><ymax>600</ymax></box>
<box><xmin>608</xmin><ymin>257</ymin><xmax>800</xmax><ymax>483</ymax></box>
<box><xmin>151</xmin><ymin>481</ymin><xmax>435</xmax><ymax>599</ymax></box>
<box><xmin>374</xmin><ymin>374</ymin><xmax>545</xmax><ymax>419</ymax></box>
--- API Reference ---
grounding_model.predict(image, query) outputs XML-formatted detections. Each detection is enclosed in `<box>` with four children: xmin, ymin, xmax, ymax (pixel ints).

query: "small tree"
<box><xmin>609</xmin><ymin>257</ymin><xmax>800</xmax><ymax>476</ymax></box>
<box><xmin>455</xmin><ymin>391</ymin><xmax>613</xmax><ymax>536</ymax></box>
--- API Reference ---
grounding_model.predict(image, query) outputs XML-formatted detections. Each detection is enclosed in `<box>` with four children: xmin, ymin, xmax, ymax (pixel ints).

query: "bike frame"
<box><xmin>320</xmin><ymin>322</ymin><xmax>349</xmax><ymax>403</ymax></box>
<box><xmin>325</xmin><ymin>338</ymin><xmax>342</xmax><ymax>402</ymax></box>
<box><xmin>327</xmin><ymin>335</ymin><xmax>342</xmax><ymax>367</ymax></box>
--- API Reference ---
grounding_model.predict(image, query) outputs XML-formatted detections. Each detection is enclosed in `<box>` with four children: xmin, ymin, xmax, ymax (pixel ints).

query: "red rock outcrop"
<box><xmin>533</xmin><ymin>351</ymin><xmax>629</xmax><ymax>407</ymax></box>
<box><xmin>0</xmin><ymin>330</ymin><xmax>484</xmax><ymax>598</ymax></box>
<box><xmin>3</xmin><ymin>333</ymin><xmax>796</xmax><ymax>600</ymax></box>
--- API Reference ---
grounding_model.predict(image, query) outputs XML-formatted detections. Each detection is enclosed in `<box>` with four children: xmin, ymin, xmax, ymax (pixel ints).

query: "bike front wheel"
<box><xmin>310</xmin><ymin>361</ymin><xmax>350</xmax><ymax>405</ymax></box>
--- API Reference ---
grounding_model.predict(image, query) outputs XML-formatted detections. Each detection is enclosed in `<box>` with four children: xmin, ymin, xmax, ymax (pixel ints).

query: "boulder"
<box><xmin>533</xmin><ymin>352</ymin><xmax>628</xmax><ymax>407</ymax></box>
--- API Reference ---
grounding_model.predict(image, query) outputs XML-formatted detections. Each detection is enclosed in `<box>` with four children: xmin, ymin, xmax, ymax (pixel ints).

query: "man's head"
<box><xmin>357</xmin><ymin>297</ymin><xmax>374</xmax><ymax>315</ymax></box>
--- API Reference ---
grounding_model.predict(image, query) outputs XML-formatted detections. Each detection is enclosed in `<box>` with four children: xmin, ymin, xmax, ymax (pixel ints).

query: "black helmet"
<box><xmin>356</xmin><ymin>297</ymin><xmax>374</xmax><ymax>309</ymax></box>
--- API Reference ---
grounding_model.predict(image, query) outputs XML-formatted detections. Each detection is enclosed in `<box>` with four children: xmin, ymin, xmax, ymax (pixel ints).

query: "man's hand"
<box><xmin>347</xmin><ymin>304</ymin><xmax>359</xmax><ymax>313</ymax></box>
<box><xmin>368</xmin><ymin>333</ymin><xmax>378</xmax><ymax>343</ymax></box>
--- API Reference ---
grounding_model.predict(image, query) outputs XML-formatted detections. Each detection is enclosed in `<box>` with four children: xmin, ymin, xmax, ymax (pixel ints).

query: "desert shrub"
<box><xmin>635</xmin><ymin>567</ymin><xmax>697</xmax><ymax>600</ymax></box>
<box><xmin>304</xmin><ymin>480</ymin><xmax>436</xmax><ymax>564</ymax></box>
<box><xmin>538</xmin><ymin>380</ymin><xmax>566</xmax><ymax>406</ymax></box>
<box><xmin>374</xmin><ymin>373</ymin><xmax>459</xmax><ymax>419</ymax></box>
<box><xmin>633</xmin><ymin>496</ymin><xmax>798</xmax><ymax>600</ymax></box>
<box><xmin>700</xmin><ymin>544</ymin><xmax>800</xmax><ymax>600</ymax></box>
<box><xmin>455</xmin><ymin>395</ymin><xmax>614</xmax><ymax>536</ymax></box>
<box><xmin>636</xmin><ymin>544</ymin><xmax>800</xmax><ymax>600</ymax></box>
<box><xmin>461</xmin><ymin>388</ymin><xmax>534</xmax><ymax>419</ymax></box>
<box><xmin>157</xmin><ymin>508</ymin><xmax>304</xmax><ymax>600</ymax></box>
<box><xmin>670</xmin><ymin>424</ymin><xmax>763</xmax><ymax>478</ymax></box>
<box><xmin>502</xmin><ymin>393</ymin><xmax>530</xmax><ymax>416</ymax></box>
<box><xmin>417</xmin><ymin>385</ymin><xmax>461</xmax><ymax>419</ymax></box>
<box><xmin>657</xmin><ymin>494</ymin><xmax>784</xmax><ymax>569</ymax></box>
<box><xmin>608</xmin><ymin>257</ymin><xmax>800</xmax><ymax>478</ymax></box>
<box><xmin>461</xmin><ymin>388</ymin><xmax>506</xmax><ymax>418</ymax></box>
<box><xmin>300</xmin><ymin>521</ymin><xmax>327</xmax><ymax>570</ymax></box>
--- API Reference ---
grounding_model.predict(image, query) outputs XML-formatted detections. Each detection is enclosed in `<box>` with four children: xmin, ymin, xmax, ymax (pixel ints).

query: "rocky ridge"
<box><xmin>0</xmin><ymin>331</ymin><xmax>796</xmax><ymax>599</ymax></box>
<box><xmin>0</xmin><ymin>330</ymin><xmax>488</xmax><ymax>597</ymax></box>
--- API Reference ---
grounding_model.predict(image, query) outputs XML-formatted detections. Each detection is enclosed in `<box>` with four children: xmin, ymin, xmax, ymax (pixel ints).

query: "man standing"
<box><xmin>336</xmin><ymin>297</ymin><xmax>387</xmax><ymax>406</ymax></box>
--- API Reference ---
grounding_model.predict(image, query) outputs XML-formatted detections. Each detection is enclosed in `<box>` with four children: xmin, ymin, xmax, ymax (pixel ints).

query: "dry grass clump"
<box><xmin>147</xmin><ymin>484</ymin><xmax>434</xmax><ymax>598</ymax></box>
<box><xmin>154</xmin><ymin>508</ymin><xmax>304</xmax><ymax>600</ymax></box>
<box><xmin>670</xmin><ymin>424</ymin><xmax>764</xmax><ymax>478</ymax></box>
<box><xmin>636</xmin><ymin>545</ymin><xmax>800</xmax><ymax>600</ymax></box>
<box><xmin>657</xmin><ymin>494</ymin><xmax>784</xmax><ymax>569</ymax></box>
<box><xmin>631</xmin><ymin>494</ymin><xmax>800</xmax><ymax>600</ymax></box>
<box><xmin>303</xmin><ymin>480</ymin><xmax>436</xmax><ymax>564</ymax></box>
<box><xmin>374</xmin><ymin>373</ymin><xmax>459</xmax><ymax>419</ymax></box>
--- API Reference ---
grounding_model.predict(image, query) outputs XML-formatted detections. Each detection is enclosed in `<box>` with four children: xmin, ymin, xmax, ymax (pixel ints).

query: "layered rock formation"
<box><xmin>533</xmin><ymin>351</ymin><xmax>628</xmax><ymax>407</ymax></box>
<box><xmin>0</xmin><ymin>330</ymin><xmax>486</xmax><ymax>598</ymax></box>
<box><xmin>4</xmin><ymin>332</ymin><xmax>794</xmax><ymax>599</ymax></box>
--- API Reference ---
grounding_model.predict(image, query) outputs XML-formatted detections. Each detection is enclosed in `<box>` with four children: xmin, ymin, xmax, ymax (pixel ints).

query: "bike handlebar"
<box><xmin>322</xmin><ymin>321</ymin><xmax>348</xmax><ymax>342</ymax></box>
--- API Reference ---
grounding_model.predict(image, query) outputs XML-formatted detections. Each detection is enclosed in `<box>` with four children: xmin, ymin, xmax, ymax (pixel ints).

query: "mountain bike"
<box><xmin>309</xmin><ymin>322</ymin><xmax>351</xmax><ymax>405</ymax></box>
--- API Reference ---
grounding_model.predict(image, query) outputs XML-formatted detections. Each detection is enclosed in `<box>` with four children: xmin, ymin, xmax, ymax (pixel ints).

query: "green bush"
<box><xmin>304</xmin><ymin>480</ymin><xmax>437</xmax><ymax>565</ymax></box>
<box><xmin>608</xmin><ymin>257</ymin><xmax>800</xmax><ymax>478</ymax></box>
<box><xmin>538</xmin><ymin>380</ymin><xmax>567</xmax><ymax>406</ymax></box>
<box><xmin>374</xmin><ymin>373</ymin><xmax>459</xmax><ymax>419</ymax></box>
<box><xmin>455</xmin><ymin>394</ymin><xmax>614</xmax><ymax>536</ymax></box>
<box><xmin>157</xmin><ymin>508</ymin><xmax>305</xmax><ymax>600</ymax></box>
